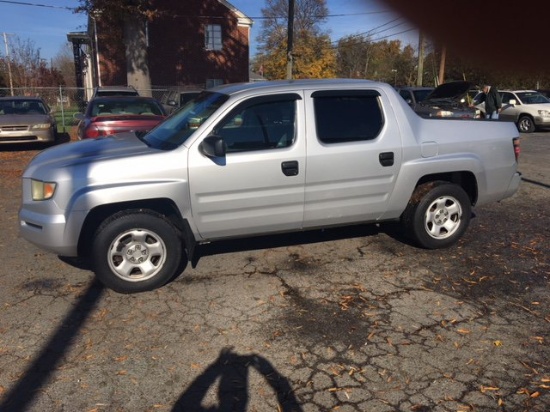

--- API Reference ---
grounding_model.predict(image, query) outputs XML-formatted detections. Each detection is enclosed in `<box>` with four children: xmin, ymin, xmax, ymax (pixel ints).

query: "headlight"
<box><xmin>31</xmin><ymin>123</ymin><xmax>53</xmax><ymax>130</ymax></box>
<box><xmin>538</xmin><ymin>110</ymin><xmax>550</xmax><ymax>118</ymax></box>
<box><xmin>31</xmin><ymin>179</ymin><xmax>56</xmax><ymax>200</ymax></box>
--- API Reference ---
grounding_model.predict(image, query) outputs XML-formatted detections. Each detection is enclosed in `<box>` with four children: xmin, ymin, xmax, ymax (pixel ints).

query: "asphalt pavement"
<box><xmin>0</xmin><ymin>132</ymin><xmax>548</xmax><ymax>412</ymax></box>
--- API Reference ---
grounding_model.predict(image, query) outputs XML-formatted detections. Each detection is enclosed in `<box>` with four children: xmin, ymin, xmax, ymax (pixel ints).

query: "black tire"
<box><xmin>517</xmin><ymin>115</ymin><xmax>535</xmax><ymax>133</ymax></box>
<box><xmin>91</xmin><ymin>210</ymin><xmax>184</xmax><ymax>293</ymax></box>
<box><xmin>402</xmin><ymin>182</ymin><xmax>471</xmax><ymax>249</ymax></box>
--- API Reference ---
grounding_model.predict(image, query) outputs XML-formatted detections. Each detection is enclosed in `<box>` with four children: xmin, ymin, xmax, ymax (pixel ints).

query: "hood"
<box><xmin>424</xmin><ymin>81</ymin><xmax>474</xmax><ymax>101</ymax></box>
<box><xmin>23</xmin><ymin>132</ymin><xmax>156</xmax><ymax>176</ymax></box>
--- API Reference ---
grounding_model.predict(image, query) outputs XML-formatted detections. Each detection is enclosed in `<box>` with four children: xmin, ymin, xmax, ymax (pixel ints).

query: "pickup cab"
<box><xmin>19</xmin><ymin>79</ymin><xmax>521</xmax><ymax>293</ymax></box>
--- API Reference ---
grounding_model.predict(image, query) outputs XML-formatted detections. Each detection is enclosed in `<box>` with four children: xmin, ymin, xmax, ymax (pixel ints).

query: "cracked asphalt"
<box><xmin>0</xmin><ymin>132</ymin><xmax>548</xmax><ymax>412</ymax></box>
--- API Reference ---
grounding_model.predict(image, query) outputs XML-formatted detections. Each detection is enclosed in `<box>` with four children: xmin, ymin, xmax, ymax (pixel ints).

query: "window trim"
<box><xmin>205</xmin><ymin>24</ymin><xmax>222</xmax><ymax>51</ymax></box>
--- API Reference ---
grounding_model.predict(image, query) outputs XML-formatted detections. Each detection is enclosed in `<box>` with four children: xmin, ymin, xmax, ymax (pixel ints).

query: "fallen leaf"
<box><xmin>531</xmin><ymin>336</ymin><xmax>544</xmax><ymax>344</ymax></box>
<box><xmin>493</xmin><ymin>340</ymin><xmax>503</xmax><ymax>347</ymax></box>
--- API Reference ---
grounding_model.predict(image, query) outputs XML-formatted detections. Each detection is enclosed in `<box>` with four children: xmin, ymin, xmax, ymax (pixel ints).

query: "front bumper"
<box><xmin>0</xmin><ymin>127</ymin><xmax>55</xmax><ymax>144</ymax></box>
<box><xmin>19</xmin><ymin>206</ymin><xmax>83</xmax><ymax>257</ymax></box>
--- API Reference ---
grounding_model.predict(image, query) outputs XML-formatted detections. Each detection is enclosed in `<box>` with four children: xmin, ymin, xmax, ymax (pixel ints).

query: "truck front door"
<box><xmin>187</xmin><ymin>93</ymin><xmax>306</xmax><ymax>239</ymax></box>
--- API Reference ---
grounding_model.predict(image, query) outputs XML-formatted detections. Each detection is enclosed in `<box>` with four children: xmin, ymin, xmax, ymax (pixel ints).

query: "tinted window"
<box><xmin>399</xmin><ymin>90</ymin><xmax>412</xmax><ymax>101</ymax></box>
<box><xmin>215</xmin><ymin>97</ymin><xmax>297</xmax><ymax>153</ymax></box>
<box><xmin>516</xmin><ymin>92</ymin><xmax>549</xmax><ymax>104</ymax></box>
<box><xmin>313</xmin><ymin>91</ymin><xmax>383</xmax><ymax>143</ymax></box>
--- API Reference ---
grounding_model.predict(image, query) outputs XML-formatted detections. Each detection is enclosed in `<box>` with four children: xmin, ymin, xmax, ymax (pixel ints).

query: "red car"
<box><xmin>76</xmin><ymin>96</ymin><xmax>167</xmax><ymax>139</ymax></box>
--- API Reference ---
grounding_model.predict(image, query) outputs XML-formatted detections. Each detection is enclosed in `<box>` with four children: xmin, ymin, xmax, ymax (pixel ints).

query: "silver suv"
<box><xmin>474</xmin><ymin>89</ymin><xmax>550</xmax><ymax>133</ymax></box>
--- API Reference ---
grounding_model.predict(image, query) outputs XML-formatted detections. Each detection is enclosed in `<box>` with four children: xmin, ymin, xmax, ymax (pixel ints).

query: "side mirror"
<box><xmin>200</xmin><ymin>135</ymin><xmax>227</xmax><ymax>158</ymax></box>
<box><xmin>509</xmin><ymin>99</ymin><xmax>517</xmax><ymax>105</ymax></box>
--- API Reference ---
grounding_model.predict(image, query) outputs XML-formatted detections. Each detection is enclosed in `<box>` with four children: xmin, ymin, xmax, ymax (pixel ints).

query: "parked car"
<box><xmin>19</xmin><ymin>79</ymin><xmax>521</xmax><ymax>293</ymax></box>
<box><xmin>473</xmin><ymin>89</ymin><xmax>550</xmax><ymax>133</ymax></box>
<box><xmin>160</xmin><ymin>87</ymin><xmax>202</xmax><ymax>114</ymax></box>
<box><xmin>75</xmin><ymin>96</ymin><xmax>167</xmax><ymax>139</ymax></box>
<box><xmin>395</xmin><ymin>86</ymin><xmax>434</xmax><ymax>109</ymax></box>
<box><xmin>414</xmin><ymin>81</ymin><xmax>481</xmax><ymax>119</ymax></box>
<box><xmin>92</xmin><ymin>85</ymin><xmax>139</xmax><ymax>98</ymax></box>
<box><xmin>0</xmin><ymin>96</ymin><xmax>57</xmax><ymax>145</ymax></box>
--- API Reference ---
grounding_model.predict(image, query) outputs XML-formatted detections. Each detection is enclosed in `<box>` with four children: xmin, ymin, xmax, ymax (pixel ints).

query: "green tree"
<box><xmin>255</xmin><ymin>0</ymin><xmax>336</xmax><ymax>79</ymax></box>
<box><xmin>77</xmin><ymin>0</ymin><xmax>156</xmax><ymax>94</ymax></box>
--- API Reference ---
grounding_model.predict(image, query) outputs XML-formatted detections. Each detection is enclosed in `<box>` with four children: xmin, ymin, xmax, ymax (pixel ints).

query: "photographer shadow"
<box><xmin>172</xmin><ymin>347</ymin><xmax>303</xmax><ymax>412</ymax></box>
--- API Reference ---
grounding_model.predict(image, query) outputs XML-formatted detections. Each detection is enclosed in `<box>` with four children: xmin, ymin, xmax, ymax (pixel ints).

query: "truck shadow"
<box><xmin>58</xmin><ymin>222</ymin><xmax>413</xmax><ymax>273</ymax></box>
<box><xmin>191</xmin><ymin>221</ymin><xmax>412</xmax><ymax>268</ymax></box>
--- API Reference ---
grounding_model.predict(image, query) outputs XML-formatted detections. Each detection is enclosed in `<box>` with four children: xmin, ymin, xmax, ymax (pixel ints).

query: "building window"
<box><xmin>206</xmin><ymin>79</ymin><xmax>223</xmax><ymax>89</ymax></box>
<box><xmin>205</xmin><ymin>24</ymin><xmax>222</xmax><ymax>51</ymax></box>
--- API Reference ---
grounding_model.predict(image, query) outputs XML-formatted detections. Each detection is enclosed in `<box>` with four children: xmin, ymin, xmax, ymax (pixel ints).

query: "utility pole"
<box><xmin>438</xmin><ymin>46</ymin><xmax>446</xmax><ymax>86</ymax></box>
<box><xmin>2</xmin><ymin>32</ymin><xmax>14</xmax><ymax>96</ymax></box>
<box><xmin>416</xmin><ymin>31</ymin><xmax>425</xmax><ymax>86</ymax></box>
<box><xmin>286</xmin><ymin>0</ymin><xmax>294</xmax><ymax>80</ymax></box>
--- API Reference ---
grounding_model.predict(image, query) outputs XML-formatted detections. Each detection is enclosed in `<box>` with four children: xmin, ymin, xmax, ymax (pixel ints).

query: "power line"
<box><xmin>0</xmin><ymin>0</ymin><xmax>73</xmax><ymax>10</ymax></box>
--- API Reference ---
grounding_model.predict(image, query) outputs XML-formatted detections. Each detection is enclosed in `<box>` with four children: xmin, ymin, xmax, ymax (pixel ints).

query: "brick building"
<box><xmin>71</xmin><ymin>0</ymin><xmax>253</xmax><ymax>97</ymax></box>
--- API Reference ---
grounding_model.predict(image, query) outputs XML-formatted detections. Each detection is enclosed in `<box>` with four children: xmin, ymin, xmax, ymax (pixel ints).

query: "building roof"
<box><xmin>218</xmin><ymin>0</ymin><xmax>253</xmax><ymax>27</ymax></box>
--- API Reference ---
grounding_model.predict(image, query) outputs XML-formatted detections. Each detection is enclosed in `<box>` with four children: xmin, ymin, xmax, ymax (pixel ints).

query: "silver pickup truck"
<box><xmin>19</xmin><ymin>79</ymin><xmax>521</xmax><ymax>293</ymax></box>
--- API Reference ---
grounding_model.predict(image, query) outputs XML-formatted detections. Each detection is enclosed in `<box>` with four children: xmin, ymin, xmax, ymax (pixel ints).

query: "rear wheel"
<box><xmin>91</xmin><ymin>210</ymin><xmax>184</xmax><ymax>293</ymax></box>
<box><xmin>402</xmin><ymin>182</ymin><xmax>471</xmax><ymax>249</ymax></box>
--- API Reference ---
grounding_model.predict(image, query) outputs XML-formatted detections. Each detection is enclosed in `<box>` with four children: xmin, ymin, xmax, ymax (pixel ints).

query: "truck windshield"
<box><xmin>143</xmin><ymin>91</ymin><xmax>229</xmax><ymax>150</ymax></box>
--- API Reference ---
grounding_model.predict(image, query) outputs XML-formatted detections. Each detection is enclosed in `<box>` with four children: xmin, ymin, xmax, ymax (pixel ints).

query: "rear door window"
<box><xmin>312</xmin><ymin>90</ymin><xmax>384</xmax><ymax>143</ymax></box>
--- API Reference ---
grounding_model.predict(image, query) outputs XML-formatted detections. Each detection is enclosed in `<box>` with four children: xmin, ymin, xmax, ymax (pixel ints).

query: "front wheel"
<box><xmin>517</xmin><ymin>115</ymin><xmax>535</xmax><ymax>133</ymax></box>
<box><xmin>91</xmin><ymin>211</ymin><xmax>184</xmax><ymax>293</ymax></box>
<box><xmin>402</xmin><ymin>182</ymin><xmax>472</xmax><ymax>249</ymax></box>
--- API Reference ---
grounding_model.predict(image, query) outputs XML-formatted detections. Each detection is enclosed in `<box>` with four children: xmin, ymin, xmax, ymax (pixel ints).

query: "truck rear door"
<box><xmin>302</xmin><ymin>88</ymin><xmax>403</xmax><ymax>227</ymax></box>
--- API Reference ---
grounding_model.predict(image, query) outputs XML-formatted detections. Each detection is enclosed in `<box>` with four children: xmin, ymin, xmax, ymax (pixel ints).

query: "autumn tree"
<box><xmin>77</xmin><ymin>0</ymin><xmax>156</xmax><ymax>95</ymax></box>
<box><xmin>254</xmin><ymin>0</ymin><xmax>336</xmax><ymax>80</ymax></box>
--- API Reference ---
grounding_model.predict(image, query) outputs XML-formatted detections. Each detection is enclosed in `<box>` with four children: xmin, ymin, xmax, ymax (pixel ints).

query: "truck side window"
<box><xmin>312</xmin><ymin>91</ymin><xmax>384</xmax><ymax>144</ymax></box>
<box><xmin>215</xmin><ymin>99</ymin><xmax>297</xmax><ymax>153</ymax></box>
